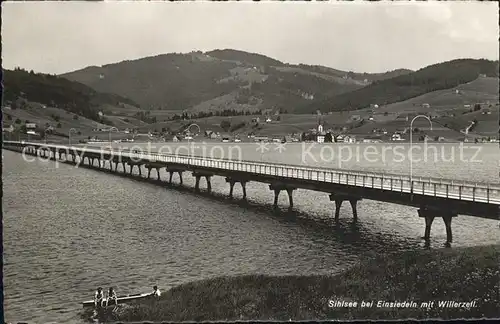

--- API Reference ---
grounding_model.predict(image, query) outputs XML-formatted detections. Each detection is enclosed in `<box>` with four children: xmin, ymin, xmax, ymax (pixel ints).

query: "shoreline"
<box><xmin>87</xmin><ymin>244</ymin><xmax>500</xmax><ymax>322</ymax></box>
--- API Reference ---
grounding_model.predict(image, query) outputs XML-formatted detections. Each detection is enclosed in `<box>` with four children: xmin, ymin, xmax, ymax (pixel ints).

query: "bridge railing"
<box><xmin>4</xmin><ymin>141</ymin><xmax>500</xmax><ymax>204</ymax></box>
<box><xmin>114</xmin><ymin>146</ymin><xmax>500</xmax><ymax>204</ymax></box>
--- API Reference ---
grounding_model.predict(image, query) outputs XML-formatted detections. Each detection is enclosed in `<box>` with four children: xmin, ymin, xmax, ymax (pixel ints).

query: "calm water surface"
<box><xmin>3</xmin><ymin>145</ymin><xmax>499</xmax><ymax>323</ymax></box>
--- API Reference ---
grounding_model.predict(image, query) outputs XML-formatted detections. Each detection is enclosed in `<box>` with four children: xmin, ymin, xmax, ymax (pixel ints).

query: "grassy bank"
<box><xmin>95</xmin><ymin>245</ymin><xmax>499</xmax><ymax>321</ymax></box>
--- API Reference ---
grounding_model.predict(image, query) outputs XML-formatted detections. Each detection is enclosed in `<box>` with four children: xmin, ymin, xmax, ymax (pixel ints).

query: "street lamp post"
<box><xmin>69</xmin><ymin>128</ymin><xmax>77</xmax><ymax>145</ymax></box>
<box><xmin>108</xmin><ymin>127</ymin><xmax>118</xmax><ymax>148</ymax></box>
<box><xmin>409</xmin><ymin>115</ymin><xmax>433</xmax><ymax>183</ymax></box>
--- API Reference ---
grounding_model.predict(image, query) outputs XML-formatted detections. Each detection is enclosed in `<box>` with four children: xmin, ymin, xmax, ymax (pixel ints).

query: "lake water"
<box><xmin>2</xmin><ymin>144</ymin><xmax>499</xmax><ymax>323</ymax></box>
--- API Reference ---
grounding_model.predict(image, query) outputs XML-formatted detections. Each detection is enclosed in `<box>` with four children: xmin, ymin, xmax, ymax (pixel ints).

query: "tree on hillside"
<box><xmin>474</xmin><ymin>104</ymin><xmax>481</xmax><ymax>111</ymax></box>
<box><xmin>324</xmin><ymin>132</ymin><xmax>333</xmax><ymax>142</ymax></box>
<box><xmin>73</xmin><ymin>115</ymin><xmax>79</xmax><ymax>120</ymax></box>
<box><xmin>14</xmin><ymin>118</ymin><xmax>21</xmax><ymax>124</ymax></box>
<box><xmin>220</xmin><ymin>120</ymin><xmax>231</xmax><ymax>132</ymax></box>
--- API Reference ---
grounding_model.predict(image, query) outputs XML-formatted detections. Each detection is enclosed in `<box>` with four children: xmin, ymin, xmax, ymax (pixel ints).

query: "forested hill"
<box><xmin>295</xmin><ymin>64</ymin><xmax>413</xmax><ymax>83</ymax></box>
<box><xmin>205</xmin><ymin>49</ymin><xmax>285</xmax><ymax>67</ymax></box>
<box><xmin>3</xmin><ymin>68</ymin><xmax>140</xmax><ymax>121</ymax></box>
<box><xmin>60</xmin><ymin>49</ymin><xmax>416</xmax><ymax>113</ymax></box>
<box><xmin>297</xmin><ymin>59</ymin><xmax>499</xmax><ymax>113</ymax></box>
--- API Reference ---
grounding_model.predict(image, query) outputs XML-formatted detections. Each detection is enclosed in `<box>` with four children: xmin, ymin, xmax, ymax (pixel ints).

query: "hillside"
<box><xmin>61</xmin><ymin>50</ymin><xmax>365</xmax><ymax>113</ymax></box>
<box><xmin>2</xmin><ymin>68</ymin><xmax>140</xmax><ymax>122</ymax></box>
<box><xmin>298</xmin><ymin>59</ymin><xmax>500</xmax><ymax>114</ymax></box>
<box><xmin>206</xmin><ymin>49</ymin><xmax>284</xmax><ymax>67</ymax></box>
<box><xmin>296</xmin><ymin>64</ymin><xmax>413</xmax><ymax>83</ymax></box>
<box><xmin>1</xmin><ymin>68</ymin><xmax>145</xmax><ymax>142</ymax></box>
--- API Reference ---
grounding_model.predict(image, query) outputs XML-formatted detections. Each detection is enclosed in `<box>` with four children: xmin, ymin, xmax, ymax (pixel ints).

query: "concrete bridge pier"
<box><xmin>329</xmin><ymin>194</ymin><xmax>362</xmax><ymax>221</ymax></box>
<box><xmin>225</xmin><ymin>178</ymin><xmax>248</xmax><ymax>199</ymax></box>
<box><xmin>418</xmin><ymin>208</ymin><xmax>457</xmax><ymax>244</ymax></box>
<box><xmin>168</xmin><ymin>171</ymin><xmax>184</xmax><ymax>185</ymax></box>
<box><xmin>193</xmin><ymin>172</ymin><xmax>213</xmax><ymax>192</ymax></box>
<box><xmin>126</xmin><ymin>162</ymin><xmax>144</xmax><ymax>176</ymax></box>
<box><xmin>269</xmin><ymin>184</ymin><xmax>296</xmax><ymax>209</ymax></box>
<box><xmin>145</xmin><ymin>164</ymin><xmax>162</xmax><ymax>180</ymax></box>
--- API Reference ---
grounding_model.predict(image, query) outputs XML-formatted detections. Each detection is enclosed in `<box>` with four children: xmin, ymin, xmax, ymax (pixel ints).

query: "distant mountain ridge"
<box><xmin>60</xmin><ymin>49</ymin><xmax>498</xmax><ymax>115</ymax></box>
<box><xmin>60</xmin><ymin>49</ymin><xmax>415</xmax><ymax>113</ymax></box>
<box><xmin>3</xmin><ymin>68</ymin><xmax>140</xmax><ymax>122</ymax></box>
<box><xmin>297</xmin><ymin>58</ymin><xmax>499</xmax><ymax>113</ymax></box>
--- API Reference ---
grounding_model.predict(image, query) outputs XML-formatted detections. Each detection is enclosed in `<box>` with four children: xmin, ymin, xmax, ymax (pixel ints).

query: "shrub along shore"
<box><xmin>94</xmin><ymin>244</ymin><xmax>499</xmax><ymax>322</ymax></box>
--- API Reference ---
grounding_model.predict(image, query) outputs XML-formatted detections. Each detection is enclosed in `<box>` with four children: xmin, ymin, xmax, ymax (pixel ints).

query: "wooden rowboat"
<box><xmin>82</xmin><ymin>293</ymin><xmax>152</xmax><ymax>308</ymax></box>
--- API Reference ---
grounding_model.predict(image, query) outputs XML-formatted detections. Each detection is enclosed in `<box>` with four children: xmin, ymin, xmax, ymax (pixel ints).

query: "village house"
<box><xmin>317</xmin><ymin>135</ymin><xmax>325</xmax><ymax>143</ymax></box>
<box><xmin>391</xmin><ymin>133</ymin><xmax>403</xmax><ymax>141</ymax></box>
<box><xmin>335</xmin><ymin>135</ymin><xmax>355</xmax><ymax>143</ymax></box>
<box><xmin>25</xmin><ymin>122</ymin><xmax>37</xmax><ymax>129</ymax></box>
<box><xmin>344</xmin><ymin>135</ymin><xmax>356</xmax><ymax>143</ymax></box>
<box><xmin>2</xmin><ymin>125</ymin><xmax>14</xmax><ymax>133</ymax></box>
<box><xmin>254</xmin><ymin>136</ymin><xmax>269</xmax><ymax>142</ymax></box>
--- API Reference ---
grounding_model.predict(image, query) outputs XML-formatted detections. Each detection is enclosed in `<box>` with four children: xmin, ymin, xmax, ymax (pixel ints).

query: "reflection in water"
<box><xmin>2</xmin><ymin>148</ymin><xmax>499</xmax><ymax>323</ymax></box>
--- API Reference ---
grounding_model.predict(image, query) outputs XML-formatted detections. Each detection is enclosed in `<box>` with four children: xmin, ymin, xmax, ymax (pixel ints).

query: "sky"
<box><xmin>2</xmin><ymin>1</ymin><xmax>499</xmax><ymax>75</ymax></box>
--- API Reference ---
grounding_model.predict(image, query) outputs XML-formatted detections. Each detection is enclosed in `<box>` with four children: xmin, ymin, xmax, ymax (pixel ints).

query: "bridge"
<box><xmin>3</xmin><ymin>141</ymin><xmax>500</xmax><ymax>245</ymax></box>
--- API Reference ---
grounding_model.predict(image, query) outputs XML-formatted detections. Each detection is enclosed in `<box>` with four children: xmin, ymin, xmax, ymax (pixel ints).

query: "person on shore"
<box><xmin>151</xmin><ymin>285</ymin><xmax>161</xmax><ymax>298</ymax></box>
<box><xmin>106</xmin><ymin>287</ymin><xmax>118</xmax><ymax>307</ymax></box>
<box><xmin>94</xmin><ymin>287</ymin><xmax>104</xmax><ymax>308</ymax></box>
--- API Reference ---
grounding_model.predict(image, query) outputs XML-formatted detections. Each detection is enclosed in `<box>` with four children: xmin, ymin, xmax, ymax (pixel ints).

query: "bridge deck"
<box><xmin>5</xmin><ymin>141</ymin><xmax>500</xmax><ymax>206</ymax></box>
